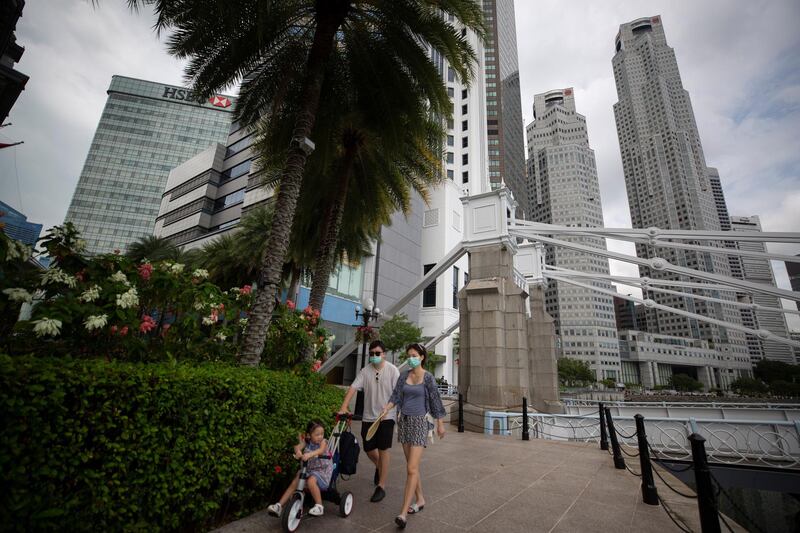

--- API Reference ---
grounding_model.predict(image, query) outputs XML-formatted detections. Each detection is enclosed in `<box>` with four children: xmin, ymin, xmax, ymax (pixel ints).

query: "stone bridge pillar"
<box><xmin>457</xmin><ymin>190</ymin><xmax>562</xmax><ymax>430</ymax></box>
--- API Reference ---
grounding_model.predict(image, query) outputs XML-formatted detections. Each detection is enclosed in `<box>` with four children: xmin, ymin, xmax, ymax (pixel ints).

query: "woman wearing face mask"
<box><xmin>380</xmin><ymin>343</ymin><xmax>446</xmax><ymax>529</ymax></box>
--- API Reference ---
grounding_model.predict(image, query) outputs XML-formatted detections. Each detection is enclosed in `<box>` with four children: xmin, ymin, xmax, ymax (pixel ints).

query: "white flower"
<box><xmin>170</xmin><ymin>263</ymin><xmax>185</xmax><ymax>274</ymax></box>
<box><xmin>84</xmin><ymin>314</ymin><xmax>108</xmax><ymax>331</ymax></box>
<box><xmin>202</xmin><ymin>315</ymin><xmax>216</xmax><ymax>326</ymax></box>
<box><xmin>31</xmin><ymin>317</ymin><xmax>62</xmax><ymax>337</ymax></box>
<box><xmin>74</xmin><ymin>239</ymin><xmax>87</xmax><ymax>253</ymax></box>
<box><xmin>239</xmin><ymin>318</ymin><xmax>248</xmax><ymax>327</ymax></box>
<box><xmin>194</xmin><ymin>300</ymin><xmax>206</xmax><ymax>311</ymax></box>
<box><xmin>192</xmin><ymin>268</ymin><xmax>209</xmax><ymax>279</ymax></box>
<box><xmin>110</xmin><ymin>271</ymin><xmax>130</xmax><ymax>285</ymax></box>
<box><xmin>6</xmin><ymin>240</ymin><xmax>32</xmax><ymax>261</ymax></box>
<box><xmin>216</xmin><ymin>332</ymin><xmax>227</xmax><ymax>341</ymax></box>
<box><xmin>116</xmin><ymin>287</ymin><xmax>139</xmax><ymax>309</ymax></box>
<box><xmin>40</xmin><ymin>267</ymin><xmax>77</xmax><ymax>288</ymax></box>
<box><xmin>78</xmin><ymin>285</ymin><xmax>101</xmax><ymax>303</ymax></box>
<box><xmin>2</xmin><ymin>288</ymin><xmax>32</xmax><ymax>303</ymax></box>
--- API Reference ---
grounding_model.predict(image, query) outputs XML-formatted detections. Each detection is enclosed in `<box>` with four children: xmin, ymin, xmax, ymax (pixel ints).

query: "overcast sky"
<box><xmin>1</xmin><ymin>0</ymin><xmax>798</xmax><ymax>326</ymax></box>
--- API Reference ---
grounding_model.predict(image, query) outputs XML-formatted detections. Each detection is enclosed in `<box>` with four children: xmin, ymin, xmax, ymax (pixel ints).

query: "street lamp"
<box><xmin>354</xmin><ymin>297</ymin><xmax>380</xmax><ymax>419</ymax></box>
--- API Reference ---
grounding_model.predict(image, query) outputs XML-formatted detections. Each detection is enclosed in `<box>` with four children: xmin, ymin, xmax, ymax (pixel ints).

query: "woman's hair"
<box><xmin>306</xmin><ymin>419</ymin><xmax>325</xmax><ymax>437</ymax></box>
<box><xmin>405</xmin><ymin>343</ymin><xmax>427</xmax><ymax>367</ymax></box>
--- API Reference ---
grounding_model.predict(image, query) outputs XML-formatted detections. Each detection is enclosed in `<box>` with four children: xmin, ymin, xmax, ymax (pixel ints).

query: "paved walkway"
<box><xmin>216</xmin><ymin>423</ymin><xmax>740</xmax><ymax>532</ymax></box>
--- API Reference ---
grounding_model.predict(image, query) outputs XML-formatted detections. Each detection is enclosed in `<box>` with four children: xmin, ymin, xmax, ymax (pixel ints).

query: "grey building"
<box><xmin>0</xmin><ymin>199</ymin><xmax>41</xmax><ymax>246</ymax></box>
<box><xmin>526</xmin><ymin>88</ymin><xmax>621</xmax><ymax>381</ymax></box>
<box><xmin>64</xmin><ymin>76</ymin><xmax>235</xmax><ymax>254</ymax></box>
<box><xmin>787</xmin><ymin>258</ymin><xmax>800</xmax><ymax>312</ymax></box>
<box><xmin>481</xmin><ymin>0</ymin><xmax>527</xmax><ymax>216</ymax></box>
<box><xmin>612</xmin><ymin>16</ymin><xmax>750</xmax><ymax>381</ymax></box>
<box><xmin>730</xmin><ymin>215</ymin><xmax>794</xmax><ymax>364</ymax></box>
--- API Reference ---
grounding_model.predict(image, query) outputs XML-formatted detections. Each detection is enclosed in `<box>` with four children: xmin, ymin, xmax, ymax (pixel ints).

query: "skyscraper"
<box><xmin>0</xmin><ymin>0</ymin><xmax>28</xmax><ymax>122</ymax></box>
<box><xmin>730</xmin><ymin>215</ymin><xmax>794</xmax><ymax>364</ymax></box>
<box><xmin>526</xmin><ymin>88</ymin><xmax>621</xmax><ymax>381</ymax></box>
<box><xmin>787</xmin><ymin>258</ymin><xmax>800</xmax><ymax>312</ymax></box>
<box><xmin>612</xmin><ymin>16</ymin><xmax>750</xmax><ymax>386</ymax></box>
<box><xmin>0</xmin><ymin>199</ymin><xmax>41</xmax><ymax>246</ymax></box>
<box><xmin>64</xmin><ymin>76</ymin><xmax>234</xmax><ymax>254</ymax></box>
<box><xmin>481</xmin><ymin>0</ymin><xmax>527</xmax><ymax>216</ymax></box>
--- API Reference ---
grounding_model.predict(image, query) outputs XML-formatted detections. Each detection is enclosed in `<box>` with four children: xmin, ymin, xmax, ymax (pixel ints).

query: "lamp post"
<box><xmin>354</xmin><ymin>297</ymin><xmax>380</xmax><ymax>419</ymax></box>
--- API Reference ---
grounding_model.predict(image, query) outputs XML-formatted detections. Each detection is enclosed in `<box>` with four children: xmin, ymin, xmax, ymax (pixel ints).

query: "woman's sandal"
<box><xmin>408</xmin><ymin>503</ymin><xmax>425</xmax><ymax>514</ymax></box>
<box><xmin>395</xmin><ymin>516</ymin><xmax>407</xmax><ymax>529</ymax></box>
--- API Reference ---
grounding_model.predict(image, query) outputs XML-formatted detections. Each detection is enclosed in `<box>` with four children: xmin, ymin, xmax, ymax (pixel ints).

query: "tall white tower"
<box><xmin>612</xmin><ymin>16</ymin><xmax>749</xmax><ymax>386</ymax></box>
<box><xmin>526</xmin><ymin>88</ymin><xmax>621</xmax><ymax>381</ymax></box>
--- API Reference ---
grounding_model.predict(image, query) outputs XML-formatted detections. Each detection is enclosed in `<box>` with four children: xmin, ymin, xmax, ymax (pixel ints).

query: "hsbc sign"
<box><xmin>162</xmin><ymin>87</ymin><xmax>232</xmax><ymax>108</ymax></box>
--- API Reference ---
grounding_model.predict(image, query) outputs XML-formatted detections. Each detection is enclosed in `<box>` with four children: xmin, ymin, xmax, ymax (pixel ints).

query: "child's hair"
<box><xmin>305</xmin><ymin>419</ymin><xmax>325</xmax><ymax>438</ymax></box>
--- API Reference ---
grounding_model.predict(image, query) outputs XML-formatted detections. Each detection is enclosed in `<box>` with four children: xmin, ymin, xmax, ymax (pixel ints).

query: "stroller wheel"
<box><xmin>339</xmin><ymin>491</ymin><xmax>354</xmax><ymax>517</ymax></box>
<box><xmin>282</xmin><ymin>493</ymin><xmax>303</xmax><ymax>532</ymax></box>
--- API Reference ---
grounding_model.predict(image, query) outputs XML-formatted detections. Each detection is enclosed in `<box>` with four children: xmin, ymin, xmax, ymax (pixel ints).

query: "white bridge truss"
<box><xmin>320</xmin><ymin>189</ymin><xmax>800</xmax><ymax>374</ymax></box>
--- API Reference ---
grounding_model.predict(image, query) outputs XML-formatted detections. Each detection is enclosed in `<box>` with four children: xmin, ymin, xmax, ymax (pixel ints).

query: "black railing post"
<box><xmin>522</xmin><ymin>397</ymin><xmax>530</xmax><ymax>441</ymax></box>
<box><xmin>635</xmin><ymin>414</ymin><xmax>658</xmax><ymax>505</ymax></box>
<box><xmin>599</xmin><ymin>402</ymin><xmax>609</xmax><ymax>451</ymax></box>
<box><xmin>458</xmin><ymin>393</ymin><xmax>464</xmax><ymax>433</ymax></box>
<box><xmin>604</xmin><ymin>407</ymin><xmax>625</xmax><ymax>469</ymax></box>
<box><xmin>690</xmin><ymin>433</ymin><xmax>721</xmax><ymax>533</ymax></box>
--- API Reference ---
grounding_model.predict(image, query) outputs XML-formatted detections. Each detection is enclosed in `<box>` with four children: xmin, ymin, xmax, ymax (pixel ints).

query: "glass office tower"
<box><xmin>64</xmin><ymin>75</ymin><xmax>234</xmax><ymax>254</ymax></box>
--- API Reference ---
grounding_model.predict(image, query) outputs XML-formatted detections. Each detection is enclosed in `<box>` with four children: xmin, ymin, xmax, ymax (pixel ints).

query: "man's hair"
<box><xmin>368</xmin><ymin>340</ymin><xmax>386</xmax><ymax>352</ymax></box>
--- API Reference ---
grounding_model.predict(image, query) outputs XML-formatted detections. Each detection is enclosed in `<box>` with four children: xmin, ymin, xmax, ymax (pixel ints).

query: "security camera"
<box><xmin>292</xmin><ymin>136</ymin><xmax>315</xmax><ymax>155</ymax></box>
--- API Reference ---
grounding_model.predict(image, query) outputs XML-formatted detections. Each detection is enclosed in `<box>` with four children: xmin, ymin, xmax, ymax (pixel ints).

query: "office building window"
<box><xmin>423</xmin><ymin>264</ymin><xmax>436</xmax><ymax>307</ymax></box>
<box><xmin>453</xmin><ymin>266</ymin><xmax>460</xmax><ymax>309</ymax></box>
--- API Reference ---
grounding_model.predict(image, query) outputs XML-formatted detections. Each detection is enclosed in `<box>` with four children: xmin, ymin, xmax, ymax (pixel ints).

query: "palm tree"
<box><xmin>125</xmin><ymin>235</ymin><xmax>180</xmax><ymax>263</ymax></box>
<box><xmin>124</xmin><ymin>0</ymin><xmax>485</xmax><ymax>365</ymax></box>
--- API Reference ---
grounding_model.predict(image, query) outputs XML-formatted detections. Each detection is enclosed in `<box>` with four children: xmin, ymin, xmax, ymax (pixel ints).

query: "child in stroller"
<box><xmin>267</xmin><ymin>416</ymin><xmax>354</xmax><ymax>532</ymax></box>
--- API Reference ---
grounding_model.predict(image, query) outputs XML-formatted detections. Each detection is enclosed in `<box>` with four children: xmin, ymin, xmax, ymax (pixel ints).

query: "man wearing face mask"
<box><xmin>338</xmin><ymin>340</ymin><xmax>400</xmax><ymax>502</ymax></box>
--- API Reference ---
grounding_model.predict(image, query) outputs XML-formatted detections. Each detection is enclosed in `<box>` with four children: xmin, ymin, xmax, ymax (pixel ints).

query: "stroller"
<box><xmin>281</xmin><ymin>414</ymin><xmax>355</xmax><ymax>532</ymax></box>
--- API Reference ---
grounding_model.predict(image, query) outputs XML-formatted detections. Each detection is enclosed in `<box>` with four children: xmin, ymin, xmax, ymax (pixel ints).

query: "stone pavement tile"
<box><xmin>529</xmin><ymin>469</ymin><xmax>592</xmax><ymax>497</ymax></box>
<box><xmin>549</xmin><ymin>496</ymin><xmax>637</xmax><ymax>533</ymax></box>
<box><xmin>581</xmin><ymin>475</ymin><xmax>641</xmax><ymax>508</ymax></box>
<box><xmin>375</xmin><ymin>514</ymin><xmax>467</xmax><ymax>532</ymax></box>
<box><xmin>425</xmin><ymin>486</ymin><xmax>509</xmax><ymax>529</ymax></box>
<box><xmin>433</xmin><ymin>464</ymin><xmax>502</xmax><ymax>487</ymax></box>
<box><xmin>482</xmin><ymin>486</ymin><xmax>580</xmax><ymax>532</ymax></box>
<box><xmin>418</xmin><ymin>473</ymin><xmax>468</xmax><ymax>502</ymax></box>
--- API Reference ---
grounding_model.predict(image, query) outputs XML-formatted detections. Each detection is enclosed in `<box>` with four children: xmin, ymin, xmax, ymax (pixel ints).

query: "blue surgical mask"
<box><xmin>407</xmin><ymin>356</ymin><xmax>421</xmax><ymax>369</ymax></box>
<box><xmin>369</xmin><ymin>356</ymin><xmax>382</xmax><ymax>365</ymax></box>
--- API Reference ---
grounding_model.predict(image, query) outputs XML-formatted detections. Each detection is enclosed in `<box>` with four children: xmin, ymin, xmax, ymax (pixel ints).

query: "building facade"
<box><xmin>729</xmin><ymin>215</ymin><xmax>794</xmax><ymax>364</ymax></box>
<box><xmin>526</xmin><ymin>88</ymin><xmax>621</xmax><ymax>381</ymax></box>
<box><xmin>0</xmin><ymin>199</ymin><xmax>41</xmax><ymax>246</ymax></box>
<box><xmin>787</xmin><ymin>257</ymin><xmax>800</xmax><ymax>312</ymax></box>
<box><xmin>64</xmin><ymin>76</ymin><xmax>235</xmax><ymax>254</ymax></box>
<box><xmin>619</xmin><ymin>329</ymin><xmax>751</xmax><ymax>390</ymax></box>
<box><xmin>480</xmin><ymin>0</ymin><xmax>527</xmax><ymax>215</ymax></box>
<box><xmin>0</xmin><ymin>0</ymin><xmax>28</xmax><ymax>122</ymax></box>
<box><xmin>612</xmin><ymin>16</ymin><xmax>748</xmax><ymax>366</ymax></box>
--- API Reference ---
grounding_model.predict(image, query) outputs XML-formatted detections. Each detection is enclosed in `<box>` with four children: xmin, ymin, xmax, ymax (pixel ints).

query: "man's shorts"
<box><xmin>361</xmin><ymin>419</ymin><xmax>395</xmax><ymax>452</ymax></box>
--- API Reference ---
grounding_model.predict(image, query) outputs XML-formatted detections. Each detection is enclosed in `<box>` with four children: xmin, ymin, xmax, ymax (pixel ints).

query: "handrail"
<box><xmin>563</xmin><ymin>399</ymin><xmax>800</xmax><ymax>410</ymax></box>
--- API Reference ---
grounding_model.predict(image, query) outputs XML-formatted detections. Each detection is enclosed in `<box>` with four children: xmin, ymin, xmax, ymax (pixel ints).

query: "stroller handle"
<box><xmin>334</xmin><ymin>412</ymin><xmax>354</xmax><ymax>422</ymax></box>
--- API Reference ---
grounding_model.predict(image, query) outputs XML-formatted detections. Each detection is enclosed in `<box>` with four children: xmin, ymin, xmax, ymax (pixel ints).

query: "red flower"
<box><xmin>139</xmin><ymin>315</ymin><xmax>156</xmax><ymax>334</ymax></box>
<box><xmin>286</xmin><ymin>300</ymin><xmax>296</xmax><ymax>310</ymax></box>
<box><xmin>75</xmin><ymin>270</ymin><xmax>86</xmax><ymax>282</ymax></box>
<box><xmin>137</xmin><ymin>263</ymin><xmax>153</xmax><ymax>281</ymax></box>
<box><xmin>120</xmin><ymin>326</ymin><xmax>129</xmax><ymax>336</ymax></box>
<box><xmin>274</xmin><ymin>465</ymin><xmax>282</xmax><ymax>474</ymax></box>
<box><xmin>313</xmin><ymin>309</ymin><xmax>320</xmax><ymax>318</ymax></box>
<box><xmin>240</xmin><ymin>285</ymin><xmax>252</xmax><ymax>295</ymax></box>
<box><xmin>161</xmin><ymin>324</ymin><xmax>171</xmax><ymax>337</ymax></box>
<box><xmin>110</xmin><ymin>325</ymin><xmax>118</xmax><ymax>335</ymax></box>
<box><xmin>311</xmin><ymin>360</ymin><xmax>322</xmax><ymax>372</ymax></box>
<box><xmin>218</xmin><ymin>303</ymin><xmax>225</xmax><ymax>311</ymax></box>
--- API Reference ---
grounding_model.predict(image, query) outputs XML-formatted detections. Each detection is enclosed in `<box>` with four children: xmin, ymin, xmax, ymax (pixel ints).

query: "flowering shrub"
<box><xmin>355</xmin><ymin>324</ymin><xmax>378</xmax><ymax>344</ymax></box>
<box><xmin>1</xmin><ymin>224</ymin><xmax>254</xmax><ymax>363</ymax></box>
<box><xmin>262</xmin><ymin>302</ymin><xmax>333</xmax><ymax>370</ymax></box>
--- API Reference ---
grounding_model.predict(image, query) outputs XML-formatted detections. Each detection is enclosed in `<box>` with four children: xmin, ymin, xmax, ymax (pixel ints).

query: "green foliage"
<box><xmin>262</xmin><ymin>303</ymin><xmax>332</xmax><ymax>368</ymax></box>
<box><xmin>0</xmin><ymin>355</ymin><xmax>344</xmax><ymax>532</ymax></box>
<box><xmin>729</xmin><ymin>376</ymin><xmax>769</xmax><ymax>395</ymax></box>
<box><xmin>601</xmin><ymin>378</ymin><xmax>616</xmax><ymax>388</ymax></box>
<box><xmin>379</xmin><ymin>313</ymin><xmax>422</xmax><ymax>355</ymax></box>
<box><xmin>769</xmin><ymin>380</ymin><xmax>800</xmax><ymax>397</ymax></box>
<box><xmin>557</xmin><ymin>357</ymin><xmax>595</xmax><ymax>386</ymax></box>
<box><xmin>753</xmin><ymin>359</ymin><xmax>800</xmax><ymax>385</ymax></box>
<box><xmin>669</xmin><ymin>374</ymin><xmax>704</xmax><ymax>392</ymax></box>
<box><xmin>125</xmin><ymin>235</ymin><xmax>182</xmax><ymax>263</ymax></box>
<box><xmin>0</xmin><ymin>229</ymin><xmax>40</xmax><ymax>339</ymax></box>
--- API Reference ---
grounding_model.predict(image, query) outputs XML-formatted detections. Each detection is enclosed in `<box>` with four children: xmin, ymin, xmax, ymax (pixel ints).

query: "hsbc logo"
<box><xmin>209</xmin><ymin>95</ymin><xmax>232</xmax><ymax>108</ymax></box>
<box><xmin>162</xmin><ymin>87</ymin><xmax>232</xmax><ymax>108</ymax></box>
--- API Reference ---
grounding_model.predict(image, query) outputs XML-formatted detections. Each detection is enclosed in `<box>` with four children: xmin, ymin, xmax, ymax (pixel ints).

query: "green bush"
<box><xmin>669</xmin><ymin>373</ymin><xmax>704</xmax><ymax>392</ymax></box>
<box><xmin>0</xmin><ymin>355</ymin><xmax>344</xmax><ymax>531</ymax></box>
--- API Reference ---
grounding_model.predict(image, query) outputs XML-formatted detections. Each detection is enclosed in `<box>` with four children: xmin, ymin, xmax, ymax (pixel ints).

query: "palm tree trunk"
<box><xmin>287</xmin><ymin>264</ymin><xmax>302</xmax><ymax>304</ymax></box>
<box><xmin>308</xmin><ymin>144</ymin><xmax>357</xmax><ymax>313</ymax></box>
<box><xmin>239</xmin><ymin>2</ymin><xmax>351</xmax><ymax>366</ymax></box>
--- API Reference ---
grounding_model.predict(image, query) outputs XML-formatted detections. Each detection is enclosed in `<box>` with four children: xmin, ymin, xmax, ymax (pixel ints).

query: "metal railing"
<box><xmin>437</xmin><ymin>384</ymin><xmax>458</xmax><ymax>398</ymax></box>
<box><xmin>487</xmin><ymin>411</ymin><xmax>800</xmax><ymax>469</ymax></box>
<box><xmin>563</xmin><ymin>398</ymin><xmax>800</xmax><ymax>410</ymax></box>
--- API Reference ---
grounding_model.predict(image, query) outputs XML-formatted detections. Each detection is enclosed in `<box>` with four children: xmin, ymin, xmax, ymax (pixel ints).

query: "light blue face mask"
<box><xmin>369</xmin><ymin>356</ymin><xmax>382</xmax><ymax>365</ymax></box>
<box><xmin>407</xmin><ymin>356</ymin><xmax>421</xmax><ymax>369</ymax></box>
